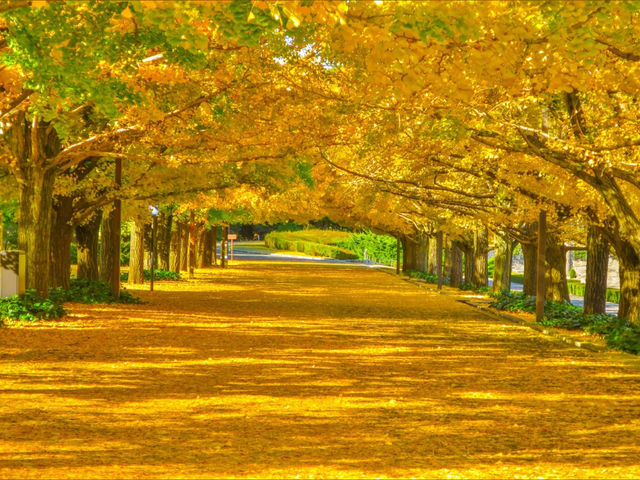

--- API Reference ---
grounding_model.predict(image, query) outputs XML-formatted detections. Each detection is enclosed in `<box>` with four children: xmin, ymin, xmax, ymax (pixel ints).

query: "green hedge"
<box><xmin>264</xmin><ymin>231</ymin><xmax>358</xmax><ymax>260</ymax></box>
<box><xmin>567</xmin><ymin>280</ymin><xmax>620</xmax><ymax>304</ymax></box>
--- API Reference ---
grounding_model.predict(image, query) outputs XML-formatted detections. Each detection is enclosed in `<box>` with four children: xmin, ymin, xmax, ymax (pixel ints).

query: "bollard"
<box><xmin>0</xmin><ymin>250</ymin><xmax>26</xmax><ymax>297</ymax></box>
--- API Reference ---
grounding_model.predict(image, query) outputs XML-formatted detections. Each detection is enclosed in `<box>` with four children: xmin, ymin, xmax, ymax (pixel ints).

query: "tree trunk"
<box><xmin>522</xmin><ymin>242</ymin><xmax>537</xmax><ymax>296</ymax></box>
<box><xmin>18</xmin><ymin>167</ymin><xmax>56</xmax><ymax>297</ymax></box>
<box><xmin>188</xmin><ymin>214</ymin><xmax>196</xmax><ymax>278</ymax></box>
<box><xmin>169</xmin><ymin>223</ymin><xmax>181</xmax><ymax>274</ymax></box>
<box><xmin>221</xmin><ymin>225</ymin><xmax>229</xmax><ymax>268</ymax></box>
<box><xmin>129</xmin><ymin>220</ymin><xmax>145</xmax><ymax>285</ymax></box>
<box><xmin>427</xmin><ymin>235</ymin><xmax>438</xmax><ymax>275</ymax></box>
<box><xmin>180</xmin><ymin>221</ymin><xmax>189</xmax><ymax>271</ymax></box>
<box><xmin>463</xmin><ymin>247</ymin><xmax>474</xmax><ymax>285</ymax></box>
<box><xmin>202</xmin><ymin>227</ymin><xmax>214</xmax><ymax>267</ymax></box>
<box><xmin>443</xmin><ymin>237</ymin><xmax>452</xmax><ymax>280</ymax></box>
<box><xmin>9</xmin><ymin>113</ymin><xmax>61</xmax><ymax>298</ymax></box>
<box><xmin>100</xmin><ymin>208</ymin><xmax>119</xmax><ymax>290</ymax></box>
<box><xmin>212</xmin><ymin>226</ymin><xmax>218</xmax><ymax>266</ymax></box>
<box><xmin>414</xmin><ymin>234</ymin><xmax>429</xmax><ymax>273</ymax></box>
<box><xmin>157</xmin><ymin>212</ymin><xmax>172</xmax><ymax>271</ymax></box>
<box><xmin>493</xmin><ymin>232</ymin><xmax>513</xmax><ymax>293</ymax></box>
<box><xmin>49</xmin><ymin>195</ymin><xmax>73</xmax><ymax>290</ymax></box>
<box><xmin>196</xmin><ymin>225</ymin><xmax>208</xmax><ymax>268</ymax></box>
<box><xmin>545</xmin><ymin>233</ymin><xmax>569</xmax><ymax>302</ymax></box>
<box><xmin>612</xmin><ymin>236</ymin><xmax>640</xmax><ymax>323</ymax></box>
<box><xmin>98</xmin><ymin>159</ymin><xmax>122</xmax><ymax>297</ymax></box>
<box><xmin>449</xmin><ymin>241</ymin><xmax>463</xmax><ymax>287</ymax></box>
<box><xmin>584</xmin><ymin>225</ymin><xmax>609</xmax><ymax>315</ymax></box>
<box><xmin>76</xmin><ymin>211</ymin><xmax>102</xmax><ymax>281</ymax></box>
<box><xmin>401</xmin><ymin>235</ymin><xmax>428</xmax><ymax>272</ymax></box>
<box><xmin>401</xmin><ymin>237</ymin><xmax>409</xmax><ymax>271</ymax></box>
<box><xmin>472</xmin><ymin>226</ymin><xmax>488</xmax><ymax>288</ymax></box>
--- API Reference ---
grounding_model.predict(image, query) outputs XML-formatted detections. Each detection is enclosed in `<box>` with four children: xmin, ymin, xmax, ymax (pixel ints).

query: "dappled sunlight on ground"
<box><xmin>1</xmin><ymin>261</ymin><xmax>640</xmax><ymax>478</ymax></box>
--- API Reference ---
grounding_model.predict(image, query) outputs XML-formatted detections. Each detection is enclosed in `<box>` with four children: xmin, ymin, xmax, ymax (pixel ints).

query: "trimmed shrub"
<box><xmin>569</xmin><ymin>268</ymin><xmax>577</xmax><ymax>279</ymax></box>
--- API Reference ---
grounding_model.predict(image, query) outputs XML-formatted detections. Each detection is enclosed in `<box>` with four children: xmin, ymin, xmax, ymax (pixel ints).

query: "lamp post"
<box><xmin>149</xmin><ymin>205</ymin><xmax>159</xmax><ymax>291</ymax></box>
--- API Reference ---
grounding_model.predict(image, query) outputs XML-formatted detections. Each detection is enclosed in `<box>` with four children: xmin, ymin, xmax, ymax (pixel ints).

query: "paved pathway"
<box><xmin>1</xmin><ymin>261</ymin><xmax>639</xmax><ymax>478</ymax></box>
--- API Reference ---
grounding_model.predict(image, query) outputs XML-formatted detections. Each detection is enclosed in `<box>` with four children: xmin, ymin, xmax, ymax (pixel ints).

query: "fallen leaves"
<box><xmin>0</xmin><ymin>260</ymin><xmax>639</xmax><ymax>478</ymax></box>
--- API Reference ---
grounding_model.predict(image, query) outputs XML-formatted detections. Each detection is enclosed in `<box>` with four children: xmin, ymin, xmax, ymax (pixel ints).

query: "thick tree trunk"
<box><xmin>449</xmin><ymin>241</ymin><xmax>463</xmax><ymax>287</ymax></box>
<box><xmin>169</xmin><ymin>223</ymin><xmax>181</xmax><ymax>274</ymax></box>
<box><xmin>179</xmin><ymin>221</ymin><xmax>189</xmax><ymax>272</ymax></box>
<box><xmin>18</xmin><ymin>167</ymin><xmax>56</xmax><ymax>297</ymax></box>
<box><xmin>128</xmin><ymin>220</ymin><xmax>145</xmax><ymax>285</ymax></box>
<box><xmin>584</xmin><ymin>226</ymin><xmax>609</xmax><ymax>315</ymax></box>
<box><xmin>414</xmin><ymin>234</ymin><xmax>429</xmax><ymax>273</ymax></box>
<box><xmin>522</xmin><ymin>242</ymin><xmax>537</xmax><ymax>296</ymax></box>
<box><xmin>545</xmin><ymin>233</ymin><xmax>569</xmax><ymax>302</ymax></box>
<box><xmin>49</xmin><ymin>195</ymin><xmax>73</xmax><ymax>290</ymax></box>
<box><xmin>472</xmin><ymin>227</ymin><xmax>488</xmax><ymax>288</ymax></box>
<box><xmin>427</xmin><ymin>235</ymin><xmax>438</xmax><ymax>275</ymax></box>
<box><xmin>493</xmin><ymin>232</ymin><xmax>513</xmax><ymax>293</ymax></box>
<box><xmin>613</xmin><ymin>237</ymin><xmax>640</xmax><ymax>322</ymax></box>
<box><xmin>221</xmin><ymin>225</ymin><xmax>229</xmax><ymax>268</ymax></box>
<box><xmin>196</xmin><ymin>225</ymin><xmax>208</xmax><ymax>268</ymax></box>
<box><xmin>76</xmin><ymin>212</ymin><xmax>102</xmax><ymax>281</ymax></box>
<box><xmin>157</xmin><ymin>212</ymin><xmax>172</xmax><ymax>271</ymax></box>
<box><xmin>9</xmin><ymin>113</ymin><xmax>61</xmax><ymax>298</ymax></box>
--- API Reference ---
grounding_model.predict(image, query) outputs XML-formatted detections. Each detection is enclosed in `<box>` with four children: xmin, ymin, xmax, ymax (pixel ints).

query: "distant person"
<box><xmin>253</xmin><ymin>232</ymin><xmax>260</xmax><ymax>241</ymax></box>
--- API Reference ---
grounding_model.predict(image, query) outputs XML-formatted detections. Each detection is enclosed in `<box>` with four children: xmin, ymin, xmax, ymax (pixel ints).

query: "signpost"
<box><xmin>149</xmin><ymin>205</ymin><xmax>159</xmax><ymax>291</ymax></box>
<box><xmin>228</xmin><ymin>233</ymin><xmax>237</xmax><ymax>264</ymax></box>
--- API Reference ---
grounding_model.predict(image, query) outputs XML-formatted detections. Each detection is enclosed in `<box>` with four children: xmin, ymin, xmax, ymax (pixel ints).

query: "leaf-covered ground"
<box><xmin>1</xmin><ymin>261</ymin><xmax>640</xmax><ymax>479</ymax></box>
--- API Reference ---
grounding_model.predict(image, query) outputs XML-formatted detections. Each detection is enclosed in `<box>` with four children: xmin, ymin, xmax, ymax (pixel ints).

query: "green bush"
<box><xmin>264</xmin><ymin>231</ymin><xmax>358</xmax><ymax>260</ymax></box>
<box><xmin>120</xmin><ymin>269</ymin><xmax>181</xmax><ymax>282</ymax></box>
<box><xmin>489</xmin><ymin>291</ymin><xmax>640</xmax><ymax>354</ymax></box>
<box><xmin>50</xmin><ymin>279</ymin><xmax>142</xmax><ymax>305</ymax></box>
<box><xmin>0</xmin><ymin>290</ymin><xmax>66</xmax><ymax>321</ymax></box>
<box><xmin>569</xmin><ymin>268</ymin><xmax>577</xmax><ymax>279</ymax></box>
<box><xmin>337</xmin><ymin>231</ymin><xmax>398</xmax><ymax>265</ymax></box>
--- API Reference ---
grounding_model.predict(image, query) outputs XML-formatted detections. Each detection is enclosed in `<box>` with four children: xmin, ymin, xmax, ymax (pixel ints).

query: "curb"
<box><xmin>389</xmin><ymin>272</ymin><xmax>608</xmax><ymax>354</ymax></box>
